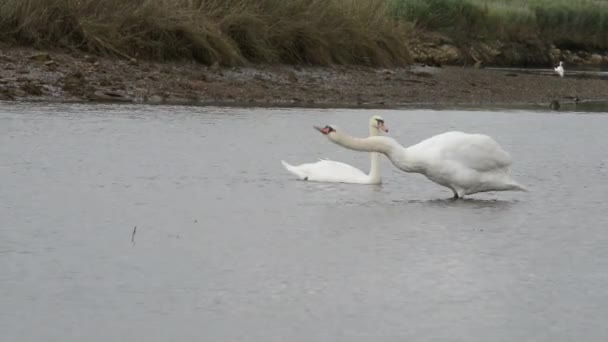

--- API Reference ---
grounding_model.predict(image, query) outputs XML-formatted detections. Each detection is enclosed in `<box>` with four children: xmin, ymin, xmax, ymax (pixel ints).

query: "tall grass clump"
<box><xmin>0</xmin><ymin>0</ymin><xmax>412</xmax><ymax>66</ymax></box>
<box><xmin>389</xmin><ymin>0</ymin><xmax>491</xmax><ymax>38</ymax></box>
<box><xmin>389</xmin><ymin>0</ymin><xmax>608</xmax><ymax>50</ymax></box>
<box><xmin>1</xmin><ymin>0</ymin><xmax>605</xmax><ymax>67</ymax></box>
<box><xmin>533</xmin><ymin>1</ymin><xmax>608</xmax><ymax>50</ymax></box>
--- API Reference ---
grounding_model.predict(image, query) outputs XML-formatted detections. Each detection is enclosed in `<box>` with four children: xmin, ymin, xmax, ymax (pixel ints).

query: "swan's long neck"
<box><xmin>368</xmin><ymin>126</ymin><xmax>381</xmax><ymax>182</ymax></box>
<box><xmin>329</xmin><ymin>131</ymin><xmax>422</xmax><ymax>173</ymax></box>
<box><xmin>329</xmin><ymin>131</ymin><xmax>393</xmax><ymax>154</ymax></box>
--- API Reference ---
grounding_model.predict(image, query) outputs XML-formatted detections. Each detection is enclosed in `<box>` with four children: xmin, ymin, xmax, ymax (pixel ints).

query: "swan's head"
<box><xmin>314</xmin><ymin>116</ymin><xmax>388</xmax><ymax>136</ymax></box>
<box><xmin>559</xmin><ymin>61</ymin><xmax>564</xmax><ymax>66</ymax></box>
<box><xmin>370</xmin><ymin>115</ymin><xmax>388</xmax><ymax>133</ymax></box>
<box><xmin>314</xmin><ymin>125</ymin><xmax>337</xmax><ymax>135</ymax></box>
<box><xmin>314</xmin><ymin>125</ymin><xmax>347</xmax><ymax>144</ymax></box>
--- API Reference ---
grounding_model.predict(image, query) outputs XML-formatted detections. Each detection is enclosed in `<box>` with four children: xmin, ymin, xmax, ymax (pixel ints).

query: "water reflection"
<box><xmin>402</xmin><ymin>198</ymin><xmax>519</xmax><ymax>209</ymax></box>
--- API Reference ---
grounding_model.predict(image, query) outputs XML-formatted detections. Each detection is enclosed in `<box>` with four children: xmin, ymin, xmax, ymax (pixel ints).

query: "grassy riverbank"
<box><xmin>0</xmin><ymin>0</ymin><xmax>606</xmax><ymax>66</ymax></box>
<box><xmin>391</xmin><ymin>0</ymin><xmax>608</xmax><ymax>49</ymax></box>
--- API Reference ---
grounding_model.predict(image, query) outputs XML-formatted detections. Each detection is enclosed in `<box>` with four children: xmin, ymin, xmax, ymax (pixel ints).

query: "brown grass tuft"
<box><xmin>0</xmin><ymin>0</ymin><xmax>412</xmax><ymax>66</ymax></box>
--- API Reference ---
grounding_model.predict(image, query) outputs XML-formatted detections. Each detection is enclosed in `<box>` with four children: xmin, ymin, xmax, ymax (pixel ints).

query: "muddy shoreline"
<box><xmin>1</xmin><ymin>48</ymin><xmax>607</xmax><ymax>109</ymax></box>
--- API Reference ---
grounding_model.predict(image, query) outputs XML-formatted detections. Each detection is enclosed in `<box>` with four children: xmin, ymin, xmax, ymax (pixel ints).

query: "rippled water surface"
<box><xmin>2</xmin><ymin>102</ymin><xmax>608</xmax><ymax>342</ymax></box>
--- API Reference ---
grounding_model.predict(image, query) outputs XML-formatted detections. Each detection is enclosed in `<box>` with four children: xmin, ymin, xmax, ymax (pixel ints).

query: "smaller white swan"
<box><xmin>315</xmin><ymin>125</ymin><xmax>527</xmax><ymax>198</ymax></box>
<box><xmin>282</xmin><ymin>116</ymin><xmax>388</xmax><ymax>184</ymax></box>
<box><xmin>554</xmin><ymin>61</ymin><xmax>564</xmax><ymax>77</ymax></box>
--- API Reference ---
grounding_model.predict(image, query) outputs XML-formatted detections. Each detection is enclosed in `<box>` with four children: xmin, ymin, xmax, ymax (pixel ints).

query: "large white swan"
<box><xmin>314</xmin><ymin>125</ymin><xmax>527</xmax><ymax>198</ymax></box>
<box><xmin>282</xmin><ymin>116</ymin><xmax>388</xmax><ymax>184</ymax></box>
<box><xmin>554</xmin><ymin>61</ymin><xmax>564</xmax><ymax>77</ymax></box>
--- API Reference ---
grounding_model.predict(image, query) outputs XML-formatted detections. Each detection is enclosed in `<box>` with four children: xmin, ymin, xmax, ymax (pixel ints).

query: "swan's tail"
<box><xmin>281</xmin><ymin>160</ymin><xmax>295</xmax><ymax>172</ymax></box>
<box><xmin>281</xmin><ymin>160</ymin><xmax>305</xmax><ymax>179</ymax></box>
<box><xmin>509</xmin><ymin>181</ymin><xmax>529</xmax><ymax>192</ymax></box>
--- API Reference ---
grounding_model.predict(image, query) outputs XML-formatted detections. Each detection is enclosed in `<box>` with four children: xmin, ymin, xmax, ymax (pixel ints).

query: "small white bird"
<box><xmin>554</xmin><ymin>61</ymin><xmax>564</xmax><ymax>77</ymax></box>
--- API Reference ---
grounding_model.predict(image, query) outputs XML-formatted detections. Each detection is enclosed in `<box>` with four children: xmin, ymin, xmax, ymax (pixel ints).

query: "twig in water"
<box><xmin>131</xmin><ymin>226</ymin><xmax>137</xmax><ymax>244</ymax></box>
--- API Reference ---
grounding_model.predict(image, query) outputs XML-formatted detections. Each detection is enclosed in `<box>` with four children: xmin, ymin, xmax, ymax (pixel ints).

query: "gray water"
<box><xmin>1</xmin><ymin>102</ymin><xmax>608</xmax><ymax>342</ymax></box>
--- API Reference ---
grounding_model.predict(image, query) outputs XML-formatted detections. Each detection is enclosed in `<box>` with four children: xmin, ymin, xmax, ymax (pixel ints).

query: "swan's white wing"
<box><xmin>281</xmin><ymin>159</ymin><xmax>370</xmax><ymax>183</ymax></box>
<box><xmin>444</xmin><ymin>134</ymin><xmax>512</xmax><ymax>171</ymax></box>
<box><xmin>412</xmin><ymin>132</ymin><xmax>512</xmax><ymax>172</ymax></box>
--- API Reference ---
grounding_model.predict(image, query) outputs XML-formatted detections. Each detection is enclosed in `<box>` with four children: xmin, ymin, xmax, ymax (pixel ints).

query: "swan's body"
<box><xmin>281</xmin><ymin>158</ymin><xmax>378</xmax><ymax>184</ymax></box>
<box><xmin>555</xmin><ymin>61</ymin><xmax>564</xmax><ymax>77</ymax></box>
<box><xmin>316</xmin><ymin>126</ymin><xmax>526</xmax><ymax>198</ymax></box>
<box><xmin>282</xmin><ymin>116</ymin><xmax>387</xmax><ymax>184</ymax></box>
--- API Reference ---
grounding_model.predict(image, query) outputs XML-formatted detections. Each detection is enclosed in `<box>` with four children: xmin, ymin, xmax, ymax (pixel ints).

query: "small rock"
<box><xmin>84</xmin><ymin>55</ymin><xmax>98</xmax><ymax>63</ymax></box>
<box><xmin>129</xmin><ymin>58</ymin><xmax>138</xmax><ymax>65</ymax></box>
<box><xmin>185</xmin><ymin>92</ymin><xmax>199</xmax><ymax>101</ymax></box>
<box><xmin>17</xmin><ymin>69</ymin><xmax>30</xmax><ymax>74</ymax></box>
<box><xmin>44</xmin><ymin>60</ymin><xmax>57</xmax><ymax>66</ymax></box>
<box><xmin>99</xmin><ymin>79</ymin><xmax>112</xmax><ymax>87</ymax></box>
<box><xmin>69</xmin><ymin>70</ymin><xmax>84</xmax><ymax>79</ymax></box>
<box><xmin>0</xmin><ymin>91</ymin><xmax>15</xmax><ymax>100</ymax></box>
<box><xmin>0</xmin><ymin>55</ymin><xmax>15</xmax><ymax>62</ymax></box>
<box><xmin>62</xmin><ymin>73</ymin><xmax>88</xmax><ymax>96</ymax></box>
<box><xmin>286</xmin><ymin>71</ymin><xmax>298</xmax><ymax>83</ymax></box>
<box><xmin>210</xmin><ymin>61</ymin><xmax>220</xmax><ymax>72</ymax></box>
<box><xmin>589</xmin><ymin>54</ymin><xmax>603</xmax><ymax>66</ymax></box>
<box><xmin>14</xmin><ymin>89</ymin><xmax>27</xmax><ymax>97</ymax></box>
<box><xmin>413</xmin><ymin>71</ymin><xmax>433</xmax><ymax>78</ymax></box>
<box><xmin>29</xmin><ymin>52</ymin><xmax>51</xmax><ymax>62</ymax></box>
<box><xmin>20</xmin><ymin>82</ymin><xmax>43</xmax><ymax>96</ymax></box>
<box><xmin>146</xmin><ymin>94</ymin><xmax>164</xmax><ymax>104</ymax></box>
<box><xmin>90</xmin><ymin>90</ymin><xmax>133</xmax><ymax>102</ymax></box>
<box><xmin>571</xmin><ymin>55</ymin><xmax>584</xmax><ymax>65</ymax></box>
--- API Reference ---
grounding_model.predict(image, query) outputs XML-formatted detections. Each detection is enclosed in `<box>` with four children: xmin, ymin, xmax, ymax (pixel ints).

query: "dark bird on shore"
<box><xmin>550</xmin><ymin>100</ymin><xmax>560</xmax><ymax>111</ymax></box>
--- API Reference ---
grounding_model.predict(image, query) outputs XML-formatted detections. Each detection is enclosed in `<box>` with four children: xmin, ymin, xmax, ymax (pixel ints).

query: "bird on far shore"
<box><xmin>554</xmin><ymin>61</ymin><xmax>564</xmax><ymax>77</ymax></box>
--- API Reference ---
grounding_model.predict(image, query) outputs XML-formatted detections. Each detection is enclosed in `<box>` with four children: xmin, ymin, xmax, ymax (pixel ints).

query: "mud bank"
<box><xmin>1</xmin><ymin>48</ymin><xmax>607</xmax><ymax>109</ymax></box>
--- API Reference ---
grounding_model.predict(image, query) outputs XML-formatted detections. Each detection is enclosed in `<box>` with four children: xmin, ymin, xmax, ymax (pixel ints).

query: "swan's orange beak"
<box><xmin>314</xmin><ymin>126</ymin><xmax>332</xmax><ymax>135</ymax></box>
<box><xmin>378</xmin><ymin>122</ymin><xmax>388</xmax><ymax>133</ymax></box>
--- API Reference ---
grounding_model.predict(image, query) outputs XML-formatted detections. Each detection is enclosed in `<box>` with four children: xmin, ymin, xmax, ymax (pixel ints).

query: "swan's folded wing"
<box><xmin>443</xmin><ymin>134</ymin><xmax>512</xmax><ymax>171</ymax></box>
<box><xmin>282</xmin><ymin>159</ymin><xmax>368</xmax><ymax>182</ymax></box>
<box><xmin>306</xmin><ymin>160</ymin><xmax>369</xmax><ymax>181</ymax></box>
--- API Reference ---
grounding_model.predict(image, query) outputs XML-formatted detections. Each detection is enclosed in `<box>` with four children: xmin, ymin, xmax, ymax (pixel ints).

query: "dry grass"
<box><xmin>0</xmin><ymin>0</ymin><xmax>605</xmax><ymax>66</ymax></box>
<box><xmin>0</xmin><ymin>0</ymin><xmax>412</xmax><ymax>66</ymax></box>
